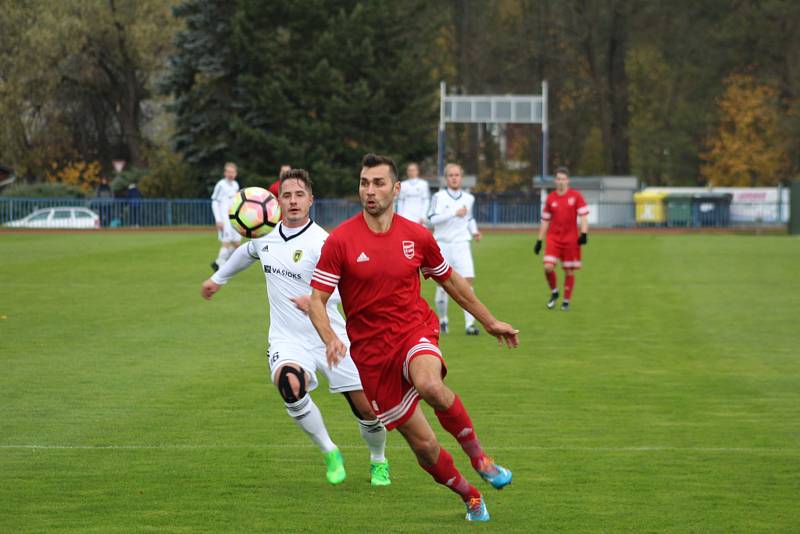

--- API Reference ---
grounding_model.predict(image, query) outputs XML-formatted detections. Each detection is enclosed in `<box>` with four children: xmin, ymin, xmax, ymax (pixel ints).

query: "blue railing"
<box><xmin>0</xmin><ymin>196</ymin><xmax>788</xmax><ymax>229</ymax></box>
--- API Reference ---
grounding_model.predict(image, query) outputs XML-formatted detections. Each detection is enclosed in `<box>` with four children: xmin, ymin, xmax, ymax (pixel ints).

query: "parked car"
<box><xmin>3</xmin><ymin>207</ymin><xmax>100</xmax><ymax>229</ymax></box>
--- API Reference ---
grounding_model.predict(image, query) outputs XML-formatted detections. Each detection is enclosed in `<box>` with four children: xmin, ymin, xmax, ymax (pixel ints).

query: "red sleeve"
<box><xmin>419</xmin><ymin>231</ymin><xmax>452</xmax><ymax>282</ymax></box>
<box><xmin>268</xmin><ymin>180</ymin><xmax>281</xmax><ymax>197</ymax></box>
<box><xmin>311</xmin><ymin>233</ymin><xmax>343</xmax><ymax>293</ymax></box>
<box><xmin>576</xmin><ymin>192</ymin><xmax>589</xmax><ymax>216</ymax></box>
<box><xmin>542</xmin><ymin>193</ymin><xmax>552</xmax><ymax>220</ymax></box>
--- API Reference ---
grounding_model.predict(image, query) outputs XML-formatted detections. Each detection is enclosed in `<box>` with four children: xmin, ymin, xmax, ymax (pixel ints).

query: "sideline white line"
<box><xmin>1</xmin><ymin>444</ymin><xmax>797</xmax><ymax>453</ymax></box>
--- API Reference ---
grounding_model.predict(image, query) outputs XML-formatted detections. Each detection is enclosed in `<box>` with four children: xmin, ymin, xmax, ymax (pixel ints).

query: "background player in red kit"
<box><xmin>534</xmin><ymin>166</ymin><xmax>589</xmax><ymax>311</ymax></box>
<box><xmin>308</xmin><ymin>153</ymin><xmax>519</xmax><ymax>523</ymax></box>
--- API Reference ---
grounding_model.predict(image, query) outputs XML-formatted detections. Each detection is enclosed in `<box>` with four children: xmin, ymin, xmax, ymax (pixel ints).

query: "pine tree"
<box><xmin>161</xmin><ymin>0</ymin><xmax>438</xmax><ymax>195</ymax></box>
<box><xmin>159</xmin><ymin>0</ymin><xmax>241</xmax><ymax>185</ymax></box>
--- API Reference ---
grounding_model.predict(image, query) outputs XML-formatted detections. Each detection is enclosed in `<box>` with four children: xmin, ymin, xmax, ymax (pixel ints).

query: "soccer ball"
<box><xmin>228</xmin><ymin>187</ymin><xmax>281</xmax><ymax>238</ymax></box>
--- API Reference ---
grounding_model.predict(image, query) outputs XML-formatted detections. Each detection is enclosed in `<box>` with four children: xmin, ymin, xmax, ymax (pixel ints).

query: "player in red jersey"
<box><xmin>309</xmin><ymin>154</ymin><xmax>519</xmax><ymax>523</ymax></box>
<box><xmin>533</xmin><ymin>167</ymin><xmax>589</xmax><ymax>311</ymax></box>
<box><xmin>268</xmin><ymin>164</ymin><xmax>292</xmax><ymax>198</ymax></box>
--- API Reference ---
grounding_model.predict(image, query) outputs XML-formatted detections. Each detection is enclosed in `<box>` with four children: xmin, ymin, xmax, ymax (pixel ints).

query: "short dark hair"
<box><xmin>362</xmin><ymin>153</ymin><xmax>398</xmax><ymax>182</ymax></box>
<box><xmin>554</xmin><ymin>166</ymin><xmax>569</xmax><ymax>177</ymax></box>
<box><xmin>279</xmin><ymin>168</ymin><xmax>313</xmax><ymax>194</ymax></box>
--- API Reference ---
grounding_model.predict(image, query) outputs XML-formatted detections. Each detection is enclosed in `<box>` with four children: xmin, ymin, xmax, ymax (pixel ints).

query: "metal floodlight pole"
<box><xmin>437</xmin><ymin>81</ymin><xmax>446</xmax><ymax>179</ymax></box>
<box><xmin>541</xmin><ymin>80</ymin><xmax>549</xmax><ymax>184</ymax></box>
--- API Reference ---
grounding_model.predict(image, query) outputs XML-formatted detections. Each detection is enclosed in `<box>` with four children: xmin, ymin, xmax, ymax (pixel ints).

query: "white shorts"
<box><xmin>438</xmin><ymin>241</ymin><xmax>475</xmax><ymax>278</ymax></box>
<box><xmin>217</xmin><ymin>219</ymin><xmax>243</xmax><ymax>244</ymax></box>
<box><xmin>267</xmin><ymin>340</ymin><xmax>362</xmax><ymax>393</ymax></box>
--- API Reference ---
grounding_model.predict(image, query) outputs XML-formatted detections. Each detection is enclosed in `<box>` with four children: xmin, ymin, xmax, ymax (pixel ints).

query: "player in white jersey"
<box><xmin>210</xmin><ymin>162</ymin><xmax>242</xmax><ymax>271</ymax></box>
<box><xmin>396</xmin><ymin>162</ymin><xmax>430</xmax><ymax>225</ymax></box>
<box><xmin>428</xmin><ymin>163</ymin><xmax>482</xmax><ymax>335</ymax></box>
<box><xmin>200</xmin><ymin>169</ymin><xmax>390</xmax><ymax>487</ymax></box>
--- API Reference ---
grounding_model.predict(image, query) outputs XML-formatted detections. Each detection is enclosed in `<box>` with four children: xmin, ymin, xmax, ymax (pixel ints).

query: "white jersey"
<box><xmin>211</xmin><ymin>178</ymin><xmax>240</xmax><ymax>223</ymax></box>
<box><xmin>211</xmin><ymin>220</ymin><xmax>348</xmax><ymax>347</ymax></box>
<box><xmin>396</xmin><ymin>177</ymin><xmax>430</xmax><ymax>223</ymax></box>
<box><xmin>428</xmin><ymin>188</ymin><xmax>479</xmax><ymax>243</ymax></box>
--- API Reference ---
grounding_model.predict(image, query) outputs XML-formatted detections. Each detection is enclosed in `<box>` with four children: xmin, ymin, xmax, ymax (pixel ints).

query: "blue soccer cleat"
<box><xmin>477</xmin><ymin>457</ymin><xmax>513</xmax><ymax>490</ymax></box>
<box><xmin>464</xmin><ymin>496</ymin><xmax>490</xmax><ymax>522</ymax></box>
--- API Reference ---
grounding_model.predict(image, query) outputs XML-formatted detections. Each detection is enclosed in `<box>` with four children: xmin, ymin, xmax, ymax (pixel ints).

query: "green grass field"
<box><xmin>1</xmin><ymin>230</ymin><xmax>799</xmax><ymax>533</ymax></box>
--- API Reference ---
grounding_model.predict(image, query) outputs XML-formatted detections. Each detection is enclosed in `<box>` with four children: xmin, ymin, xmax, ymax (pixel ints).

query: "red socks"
<box><xmin>420</xmin><ymin>447</ymin><xmax>480</xmax><ymax>501</ymax></box>
<box><xmin>545</xmin><ymin>270</ymin><xmax>557</xmax><ymax>291</ymax></box>
<box><xmin>435</xmin><ymin>395</ymin><xmax>486</xmax><ymax>470</ymax></box>
<box><xmin>564</xmin><ymin>274</ymin><xmax>575</xmax><ymax>301</ymax></box>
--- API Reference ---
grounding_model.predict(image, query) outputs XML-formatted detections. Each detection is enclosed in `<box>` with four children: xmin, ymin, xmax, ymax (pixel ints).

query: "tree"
<box><xmin>161</xmin><ymin>0</ymin><xmax>440</xmax><ymax>195</ymax></box>
<box><xmin>159</xmin><ymin>0</ymin><xmax>240</xmax><ymax>185</ymax></box>
<box><xmin>0</xmin><ymin>0</ymin><xmax>178</xmax><ymax>179</ymax></box>
<box><xmin>701</xmin><ymin>73</ymin><xmax>790</xmax><ymax>186</ymax></box>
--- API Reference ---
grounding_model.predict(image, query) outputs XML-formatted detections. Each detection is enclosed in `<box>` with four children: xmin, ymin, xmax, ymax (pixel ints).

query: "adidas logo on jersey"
<box><xmin>356</xmin><ymin>252</ymin><xmax>370</xmax><ymax>263</ymax></box>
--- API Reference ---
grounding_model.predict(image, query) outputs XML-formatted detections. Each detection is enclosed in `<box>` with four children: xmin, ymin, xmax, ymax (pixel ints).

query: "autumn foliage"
<box><xmin>701</xmin><ymin>74</ymin><xmax>790</xmax><ymax>186</ymax></box>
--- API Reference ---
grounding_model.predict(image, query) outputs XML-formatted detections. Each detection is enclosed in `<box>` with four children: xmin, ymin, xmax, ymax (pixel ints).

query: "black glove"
<box><xmin>578</xmin><ymin>232</ymin><xmax>588</xmax><ymax>246</ymax></box>
<box><xmin>533</xmin><ymin>240</ymin><xmax>542</xmax><ymax>255</ymax></box>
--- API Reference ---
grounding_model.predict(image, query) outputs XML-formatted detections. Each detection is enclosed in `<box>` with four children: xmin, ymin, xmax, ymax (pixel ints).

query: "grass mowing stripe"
<box><xmin>2</xmin><ymin>231</ymin><xmax>799</xmax><ymax>533</ymax></box>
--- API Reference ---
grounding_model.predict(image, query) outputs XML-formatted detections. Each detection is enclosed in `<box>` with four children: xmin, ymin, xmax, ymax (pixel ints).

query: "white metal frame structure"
<box><xmin>437</xmin><ymin>81</ymin><xmax>549</xmax><ymax>183</ymax></box>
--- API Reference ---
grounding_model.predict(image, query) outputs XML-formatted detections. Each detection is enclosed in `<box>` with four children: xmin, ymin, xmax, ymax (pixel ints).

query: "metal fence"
<box><xmin>0</xmin><ymin>196</ymin><xmax>788</xmax><ymax>229</ymax></box>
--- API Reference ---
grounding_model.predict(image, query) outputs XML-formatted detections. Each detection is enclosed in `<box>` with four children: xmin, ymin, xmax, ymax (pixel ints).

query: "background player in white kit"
<box><xmin>396</xmin><ymin>162</ymin><xmax>430</xmax><ymax>225</ymax></box>
<box><xmin>200</xmin><ymin>169</ymin><xmax>390</xmax><ymax>487</ymax></box>
<box><xmin>210</xmin><ymin>162</ymin><xmax>242</xmax><ymax>271</ymax></box>
<box><xmin>428</xmin><ymin>163</ymin><xmax>482</xmax><ymax>335</ymax></box>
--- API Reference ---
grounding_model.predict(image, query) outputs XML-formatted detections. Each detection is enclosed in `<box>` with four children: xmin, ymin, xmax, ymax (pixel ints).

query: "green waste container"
<box><xmin>665</xmin><ymin>193</ymin><xmax>694</xmax><ymax>227</ymax></box>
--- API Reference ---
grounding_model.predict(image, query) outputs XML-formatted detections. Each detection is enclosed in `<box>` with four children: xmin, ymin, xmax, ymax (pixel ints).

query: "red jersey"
<box><xmin>542</xmin><ymin>189</ymin><xmax>589</xmax><ymax>243</ymax></box>
<box><xmin>311</xmin><ymin>213</ymin><xmax>452</xmax><ymax>367</ymax></box>
<box><xmin>268</xmin><ymin>179</ymin><xmax>281</xmax><ymax>198</ymax></box>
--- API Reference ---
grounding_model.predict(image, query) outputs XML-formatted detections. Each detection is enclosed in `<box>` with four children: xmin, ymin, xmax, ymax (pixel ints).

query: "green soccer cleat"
<box><xmin>370</xmin><ymin>459</ymin><xmax>391</xmax><ymax>486</ymax></box>
<box><xmin>323</xmin><ymin>449</ymin><xmax>346</xmax><ymax>485</ymax></box>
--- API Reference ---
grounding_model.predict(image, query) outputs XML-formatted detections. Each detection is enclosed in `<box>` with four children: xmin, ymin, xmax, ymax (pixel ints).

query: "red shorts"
<box><xmin>353</xmin><ymin>326</ymin><xmax>446</xmax><ymax>430</ymax></box>
<box><xmin>543</xmin><ymin>238</ymin><xmax>582</xmax><ymax>269</ymax></box>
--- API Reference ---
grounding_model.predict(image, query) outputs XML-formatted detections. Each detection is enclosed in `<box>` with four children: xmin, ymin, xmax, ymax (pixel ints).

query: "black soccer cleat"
<box><xmin>440</xmin><ymin>321</ymin><xmax>449</xmax><ymax>334</ymax></box>
<box><xmin>466</xmin><ymin>325</ymin><xmax>480</xmax><ymax>336</ymax></box>
<box><xmin>211</xmin><ymin>261</ymin><xmax>219</xmax><ymax>272</ymax></box>
<box><xmin>546</xmin><ymin>291</ymin><xmax>559</xmax><ymax>310</ymax></box>
<box><xmin>561</xmin><ymin>301</ymin><xmax>570</xmax><ymax>311</ymax></box>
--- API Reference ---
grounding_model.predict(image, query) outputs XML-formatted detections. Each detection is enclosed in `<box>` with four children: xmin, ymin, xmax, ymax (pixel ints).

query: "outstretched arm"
<box><xmin>309</xmin><ymin>288</ymin><xmax>348</xmax><ymax>368</ymax></box>
<box><xmin>438</xmin><ymin>270</ymin><xmax>519</xmax><ymax>348</ymax></box>
<box><xmin>201</xmin><ymin>243</ymin><xmax>258</xmax><ymax>299</ymax></box>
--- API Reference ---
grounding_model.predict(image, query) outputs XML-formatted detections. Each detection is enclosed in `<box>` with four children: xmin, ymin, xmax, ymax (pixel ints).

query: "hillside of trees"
<box><xmin>1</xmin><ymin>0</ymin><xmax>798</xmax><ymax>197</ymax></box>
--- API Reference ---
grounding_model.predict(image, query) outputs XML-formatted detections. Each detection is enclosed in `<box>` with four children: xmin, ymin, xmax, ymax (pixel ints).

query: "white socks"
<box><xmin>435</xmin><ymin>284</ymin><xmax>476</xmax><ymax>329</ymax></box>
<box><xmin>435</xmin><ymin>286</ymin><xmax>448</xmax><ymax>325</ymax></box>
<box><xmin>464</xmin><ymin>286</ymin><xmax>476</xmax><ymax>328</ymax></box>
<box><xmin>358</xmin><ymin>419</ymin><xmax>387</xmax><ymax>462</ymax></box>
<box><xmin>216</xmin><ymin>246</ymin><xmax>234</xmax><ymax>266</ymax></box>
<box><xmin>285</xmin><ymin>395</ymin><xmax>337</xmax><ymax>453</ymax></box>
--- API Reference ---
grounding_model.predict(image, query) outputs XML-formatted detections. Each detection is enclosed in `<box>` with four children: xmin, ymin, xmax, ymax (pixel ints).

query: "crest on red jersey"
<box><xmin>568</xmin><ymin>197</ymin><xmax>575</xmax><ymax>206</ymax></box>
<box><xmin>402</xmin><ymin>240</ymin><xmax>415</xmax><ymax>259</ymax></box>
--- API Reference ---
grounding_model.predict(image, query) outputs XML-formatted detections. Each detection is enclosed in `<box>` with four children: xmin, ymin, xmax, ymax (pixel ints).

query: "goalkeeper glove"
<box><xmin>533</xmin><ymin>240</ymin><xmax>542</xmax><ymax>255</ymax></box>
<box><xmin>578</xmin><ymin>233</ymin><xmax>588</xmax><ymax>246</ymax></box>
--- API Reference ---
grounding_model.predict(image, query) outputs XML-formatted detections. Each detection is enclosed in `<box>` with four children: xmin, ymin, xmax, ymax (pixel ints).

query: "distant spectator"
<box><xmin>95</xmin><ymin>176</ymin><xmax>114</xmax><ymax>226</ymax></box>
<box><xmin>96</xmin><ymin>176</ymin><xmax>113</xmax><ymax>198</ymax></box>
<box><xmin>127</xmin><ymin>182</ymin><xmax>142</xmax><ymax>227</ymax></box>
